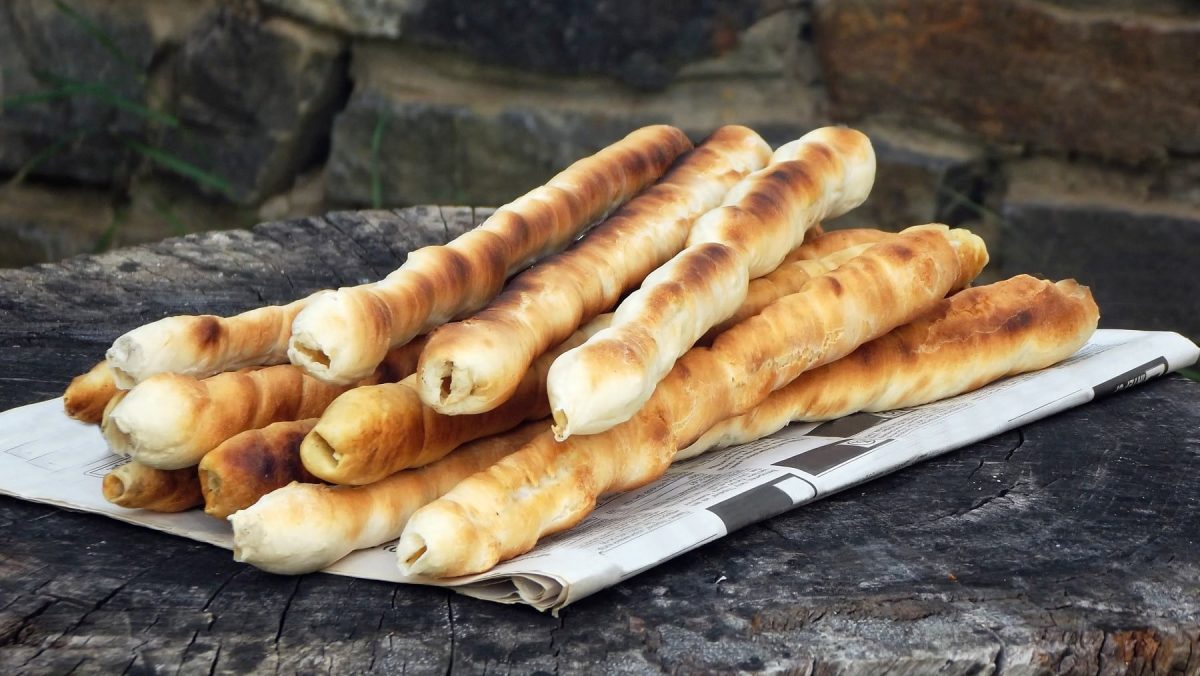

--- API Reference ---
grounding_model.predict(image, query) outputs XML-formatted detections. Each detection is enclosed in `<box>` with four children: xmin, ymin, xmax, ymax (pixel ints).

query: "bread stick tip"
<box><xmin>101</xmin><ymin>472</ymin><xmax>127</xmax><ymax>502</ymax></box>
<box><xmin>298</xmin><ymin>430</ymin><xmax>340</xmax><ymax>476</ymax></box>
<box><xmin>100</xmin><ymin>377</ymin><xmax>198</xmax><ymax>468</ymax></box>
<box><xmin>397</xmin><ymin>533</ymin><xmax>427</xmax><ymax>570</ymax></box>
<box><xmin>105</xmin><ymin>338</ymin><xmax>140</xmax><ymax>389</ymax></box>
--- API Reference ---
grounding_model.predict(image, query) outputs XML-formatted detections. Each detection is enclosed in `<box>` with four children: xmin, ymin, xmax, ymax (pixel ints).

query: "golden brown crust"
<box><xmin>101</xmin><ymin>341</ymin><xmax>420</xmax><ymax>471</ymax></box>
<box><xmin>102</xmin><ymin>461</ymin><xmax>203</xmax><ymax>512</ymax></box>
<box><xmin>704</xmin><ymin>241</ymin><xmax>883</xmax><ymax>341</ymax></box>
<box><xmin>198</xmin><ymin>419</ymin><xmax>320</xmax><ymax>519</ymax></box>
<box><xmin>396</xmin><ymin>412</ymin><xmax>674</xmax><ymax>578</ymax></box>
<box><xmin>231</xmin><ymin>421</ymin><xmax>548</xmax><ymax>575</ymax></box>
<box><xmin>398</xmin><ymin>226</ymin><xmax>990</xmax><ymax>577</ymax></box>
<box><xmin>63</xmin><ymin>361</ymin><xmax>118</xmax><ymax>424</ymax></box>
<box><xmin>103</xmin><ymin>366</ymin><xmax>350</xmax><ymax>470</ymax></box>
<box><xmin>546</xmin><ymin>128</ymin><xmax>878</xmax><ymax>438</ymax></box>
<box><xmin>288</xmin><ymin>125</ymin><xmax>694</xmax><ymax>385</ymax></box>
<box><xmin>302</xmin><ymin>318</ymin><xmax>603</xmax><ymax>485</ymax></box>
<box><xmin>782</xmin><ymin>228</ymin><xmax>893</xmax><ymax>264</ymax></box>
<box><xmin>682</xmin><ymin>276</ymin><xmax>1099</xmax><ymax>457</ymax></box>
<box><xmin>416</xmin><ymin>126</ymin><xmax>772</xmax><ymax>415</ymax></box>
<box><xmin>106</xmin><ymin>293</ymin><xmax>321</xmax><ymax>389</ymax></box>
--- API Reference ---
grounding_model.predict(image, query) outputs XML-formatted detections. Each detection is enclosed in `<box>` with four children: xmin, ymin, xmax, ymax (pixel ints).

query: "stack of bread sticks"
<box><xmin>61</xmin><ymin>124</ymin><xmax>1099</xmax><ymax>578</ymax></box>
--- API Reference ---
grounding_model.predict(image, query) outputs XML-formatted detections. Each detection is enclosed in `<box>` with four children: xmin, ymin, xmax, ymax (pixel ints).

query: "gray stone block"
<box><xmin>0</xmin><ymin>1</ymin><xmax>155</xmax><ymax>184</ymax></box>
<box><xmin>265</xmin><ymin>0</ymin><xmax>774</xmax><ymax>90</ymax></box>
<box><xmin>326</xmin><ymin>30</ymin><xmax>825</xmax><ymax>209</ymax></box>
<box><xmin>816</xmin><ymin>0</ymin><xmax>1200</xmax><ymax>163</ymax></box>
<box><xmin>825</xmin><ymin>125</ymin><xmax>988</xmax><ymax>232</ymax></box>
<box><xmin>998</xmin><ymin>169</ymin><xmax>1200</xmax><ymax>341</ymax></box>
<box><xmin>156</xmin><ymin>11</ymin><xmax>347</xmax><ymax>204</ymax></box>
<box><xmin>326</xmin><ymin>93</ymin><xmax>656</xmax><ymax>208</ymax></box>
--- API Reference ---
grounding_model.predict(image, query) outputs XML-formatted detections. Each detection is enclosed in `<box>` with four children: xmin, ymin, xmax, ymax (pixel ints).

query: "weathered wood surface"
<box><xmin>1</xmin><ymin>206</ymin><xmax>1198</xmax><ymax>674</ymax></box>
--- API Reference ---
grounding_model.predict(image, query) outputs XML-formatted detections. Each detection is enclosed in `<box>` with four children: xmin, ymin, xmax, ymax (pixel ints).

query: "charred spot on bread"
<box><xmin>193</xmin><ymin>316</ymin><xmax>223</xmax><ymax>347</ymax></box>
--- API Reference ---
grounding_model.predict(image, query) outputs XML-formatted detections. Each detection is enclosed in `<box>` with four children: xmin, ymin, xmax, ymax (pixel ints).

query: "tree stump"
<box><xmin>1</xmin><ymin>207</ymin><xmax>1197</xmax><ymax>674</ymax></box>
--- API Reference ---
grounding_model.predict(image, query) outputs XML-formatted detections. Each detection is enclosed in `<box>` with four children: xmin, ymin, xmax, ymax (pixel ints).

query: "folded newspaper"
<box><xmin>1</xmin><ymin>329</ymin><xmax>1196</xmax><ymax>612</ymax></box>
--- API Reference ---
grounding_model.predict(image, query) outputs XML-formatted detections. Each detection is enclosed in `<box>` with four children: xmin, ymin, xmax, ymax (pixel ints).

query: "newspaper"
<box><xmin>1</xmin><ymin>329</ymin><xmax>1196</xmax><ymax>612</ymax></box>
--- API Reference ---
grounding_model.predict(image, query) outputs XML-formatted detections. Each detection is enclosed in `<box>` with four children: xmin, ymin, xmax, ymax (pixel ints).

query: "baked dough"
<box><xmin>63</xmin><ymin>360</ymin><xmax>118</xmax><ymax>424</ymax></box>
<box><xmin>102</xmin><ymin>461</ymin><xmax>203</xmax><ymax>512</ymax></box>
<box><xmin>104</xmin><ymin>366</ymin><xmax>351</xmax><ymax>470</ymax></box>
<box><xmin>397</xmin><ymin>226</ymin><xmax>988</xmax><ymax>577</ymax></box>
<box><xmin>106</xmin><ymin>291</ymin><xmax>325</xmax><ymax>389</ymax></box>
<box><xmin>416</xmin><ymin>126</ymin><xmax>772</xmax><ymax>415</ymax></box>
<box><xmin>546</xmin><ymin>128</ymin><xmax>878</xmax><ymax>439</ymax></box>
<box><xmin>100</xmin><ymin>337</ymin><xmax>425</xmax><ymax>471</ymax></box>
<box><xmin>230</xmin><ymin>421</ymin><xmax>547</xmax><ymax>575</ymax></box>
<box><xmin>680</xmin><ymin>275</ymin><xmax>1099</xmax><ymax>458</ymax></box>
<box><xmin>288</xmin><ymin>125</ymin><xmax>693</xmax><ymax>385</ymax></box>
<box><xmin>703</xmin><ymin>242</ymin><xmax>879</xmax><ymax>341</ymax></box>
<box><xmin>198</xmin><ymin>419</ymin><xmax>320</xmax><ymax>519</ymax></box>
<box><xmin>782</xmin><ymin>227</ymin><xmax>893</xmax><ymax>263</ymax></box>
<box><xmin>302</xmin><ymin>315</ymin><xmax>610</xmax><ymax>485</ymax></box>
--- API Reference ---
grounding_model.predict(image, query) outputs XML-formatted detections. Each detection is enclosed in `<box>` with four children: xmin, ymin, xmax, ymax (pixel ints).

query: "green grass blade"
<box><xmin>1</xmin><ymin>87</ymin><xmax>77</xmax><ymax>110</ymax></box>
<box><xmin>72</xmin><ymin>81</ymin><xmax>180</xmax><ymax>128</ymax></box>
<box><xmin>30</xmin><ymin>72</ymin><xmax>181</xmax><ymax>128</ymax></box>
<box><xmin>93</xmin><ymin>210</ymin><xmax>124</xmax><ymax>253</ymax></box>
<box><xmin>1179</xmin><ymin>366</ymin><xmax>1200</xmax><ymax>383</ymax></box>
<box><xmin>369</xmin><ymin>110</ymin><xmax>390</xmax><ymax>209</ymax></box>
<box><xmin>4</xmin><ymin>131</ymin><xmax>90</xmax><ymax>186</ymax></box>
<box><xmin>5</xmin><ymin>76</ymin><xmax>181</xmax><ymax>128</ymax></box>
<box><xmin>124</xmin><ymin>139</ymin><xmax>234</xmax><ymax>198</ymax></box>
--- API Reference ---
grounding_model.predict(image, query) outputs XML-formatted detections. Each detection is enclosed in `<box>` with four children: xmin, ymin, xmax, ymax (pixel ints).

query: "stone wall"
<box><xmin>2</xmin><ymin>0</ymin><xmax>1198</xmax><ymax>337</ymax></box>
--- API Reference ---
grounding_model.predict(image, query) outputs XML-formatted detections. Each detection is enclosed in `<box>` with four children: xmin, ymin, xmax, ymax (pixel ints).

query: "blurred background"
<box><xmin>1</xmin><ymin>0</ymin><xmax>1197</xmax><ymax>338</ymax></box>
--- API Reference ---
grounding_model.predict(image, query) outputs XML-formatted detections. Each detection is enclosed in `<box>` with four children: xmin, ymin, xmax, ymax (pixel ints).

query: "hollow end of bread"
<box><xmin>396</xmin><ymin>532</ymin><xmax>428</xmax><ymax>572</ymax></box>
<box><xmin>101</xmin><ymin>472</ymin><xmax>128</xmax><ymax>505</ymax></box>
<box><xmin>288</xmin><ymin>333</ymin><xmax>337</xmax><ymax>385</ymax></box>
<box><xmin>418</xmin><ymin>356</ymin><xmax>485</xmax><ymax>414</ymax></box>
<box><xmin>550</xmin><ymin>408</ymin><xmax>570</xmax><ymax>442</ymax></box>
<box><xmin>198</xmin><ymin>465</ymin><xmax>222</xmax><ymax>517</ymax></box>
<box><xmin>298</xmin><ymin>430</ymin><xmax>341</xmax><ymax>481</ymax></box>
<box><xmin>420</xmin><ymin>358</ymin><xmax>457</xmax><ymax>406</ymax></box>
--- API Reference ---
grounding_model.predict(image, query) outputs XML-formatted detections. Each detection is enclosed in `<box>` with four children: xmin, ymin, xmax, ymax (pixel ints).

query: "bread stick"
<box><xmin>288</xmin><ymin>125</ymin><xmax>692</xmax><ymax>385</ymax></box>
<box><xmin>783</xmin><ymin>227</ymin><xmax>893</xmax><ymax>263</ymax></box>
<box><xmin>416</xmin><ymin>126</ymin><xmax>772</xmax><ymax>415</ymax></box>
<box><xmin>302</xmin><ymin>315</ymin><xmax>611</xmax><ymax>485</ymax></box>
<box><xmin>681</xmin><ymin>275</ymin><xmax>1099</xmax><ymax>458</ymax></box>
<box><xmin>102</xmin><ymin>366</ymin><xmax>348</xmax><ymax>470</ymax></box>
<box><xmin>99</xmin><ymin>390</ymin><xmax>126</xmax><ymax>428</ymax></box>
<box><xmin>101</xmin><ymin>336</ymin><xmax>425</xmax><ymax>471</ymax></box>
<box><xmin>230</xmin><ymin>421</ymin><xmax>547</xmax><ymax>575</ymax></box>
<box><xmin>397</xmin><ymin>226</ymin><xmax>989</xmax><ymax>576</ymax></box>
<box><xmin>198</xmin><ymin>419</ymin><xmax>320</xmax><ymax>519</ymax></box>
<box><xmin>547</xmin><ymin>128</ymin><xmax>877</xmax><ymax>439</ymax></box>
<box><xmin>106</xmin><ymin>291</ymin><xmax>326</xmax><ymax>389</ymax></box>
<box><xmin>102</xmin><ymin>461</ymin><xmax>203</xmax><ymax>512</ymax></box>
<box><xmin>703</xmin><ymin>241</ymin><xmax>880</xmax><ymax>341</ymax></box>
<box><xmin>64</xmin><ymin>360</ymin><xmax>119</xmax><ymax>424</ymax></box>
